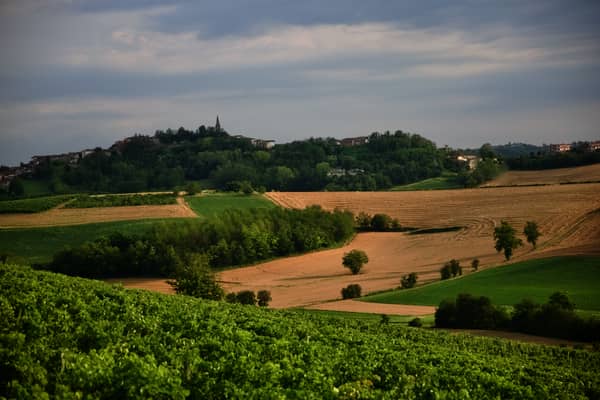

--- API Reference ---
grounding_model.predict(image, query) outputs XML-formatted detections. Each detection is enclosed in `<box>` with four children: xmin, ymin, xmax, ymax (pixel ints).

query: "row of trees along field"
<box><xmin>43</xmin><ymin>206</ymin><xmax>355</xmax><ymax>278</ymax></box>
<box><xmin>436</xmin><ymin>292</ymin><xmax>600</xmax><ymax>342</ymax></box>
<box><xmin>18</xmin><ymin>125</ymin><xmax>489</xmax><ymax>194</ymax></box>
<box><xmin>3</xmin><ymin>263</ymin><xmax>599</xmax><ymax>398</ymax></box>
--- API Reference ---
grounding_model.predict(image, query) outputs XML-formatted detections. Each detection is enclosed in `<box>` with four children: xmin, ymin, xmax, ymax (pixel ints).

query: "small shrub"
<box><xmin>341</xmin><ymin>284</ymin><xmax>362</xmax><ymax>299</ymax></box>
<box><xmin>236</xmin><ymin>290</ymin><xmax>257</xmax><ymax>305</ymax></box>
<box><xmin>471</xmin><ymin>258</ymin><xmax>480</xmax><ymax>271</ymax></box>
<box><xmin>440</xmin><ymin>264</ymin><xmax>452</xmax><ymax>280</ymax></box>
<box><xmin>225</xmin><ymin>292</ymin><xmax>238</xmax><ymax>303</ymax></box>
<box><xmin>370</xmin><ymin>213</ymin><xmax>392</xmax><ymax>231</ymax></box>
<box><xmin>257</xmin><ymin>290</ymin><xmax>272</xmax><ymax>307</ymax></box>
<box><xmin>342</xmin><ymin>250</ymin><xmax>369</xmax><ymax>275</ymax></box>
<box><xmin>441</xmin><ymin>259</ymin><xmax>461</xmax><ymax>280</ymax></box>
<box><xmin>401</xmin><ymin>272</ymin><xmax>417</xmax><ymax>289</ymax></box>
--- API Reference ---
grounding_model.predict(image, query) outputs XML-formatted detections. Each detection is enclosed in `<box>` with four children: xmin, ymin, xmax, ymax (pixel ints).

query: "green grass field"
<box><xmin>391</xmin><ymin>172</ymin><xmax>462</xmax><ymax>191</ymax></box>
<box><xmin>0</xmin><ymin>218</ymin><xmax>193</xmax><ymax>264</ymax></box>
<box><xmin>185</xmin><ymin>193</ymin><xmax>276</xmax><ymax>217</ymax></box>
<box><xmin>362</xmin><ymin>256</ymin><xmax>600</xmax><ymax>311</ymax></box>
<box><xmin>0</xmin><ymin>194</ymin><xmax>74</xmax><ymax>213</ymax></box>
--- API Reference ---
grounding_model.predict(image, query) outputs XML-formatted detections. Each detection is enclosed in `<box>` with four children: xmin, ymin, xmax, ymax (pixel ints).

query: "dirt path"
<box><xmin>305</xmin><ymin>300</ymin><xmax>435</xmax><ymax>316</ymax></box>
<box><xmin>0</xmin><ymin>196</ymin><xmax>197</xmax><ymax>228</ymax></box>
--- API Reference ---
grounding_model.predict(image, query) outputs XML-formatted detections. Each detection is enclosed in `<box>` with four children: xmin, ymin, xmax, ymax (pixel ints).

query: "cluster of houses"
<box><xmin>549</xmin><ymin>141</ymin><xmax>600</xmax><ymax>153</ymax></box>
<box><xmin>0</xmin><ymin>149</ymin><xmax>99</xmax><ymax>190</ymax></box>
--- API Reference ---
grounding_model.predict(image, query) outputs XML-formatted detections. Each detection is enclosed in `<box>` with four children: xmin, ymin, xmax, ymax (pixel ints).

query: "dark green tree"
<box><xmin>494</xmin><ymin>221</ymin><xmax>523</xmax><ymax>260</ymax></box>
<box><xmin>401</xmin><ymin>272</ymin><xmax>418</xmax><ymax>289</ymax></box>
<box><xmin>471</xmin><ymin>258</ymin><xmax>480</xmax><ymax>271</ymax></box>
<box><xmin>523</xmin><ymin>221</ymin><xmax>541</xmax><ymax>249</ymax></box>
<box><xmin>440</xmin><ymin>263</ymin><xmax>452</xmax><ymax>280</ymax></box>
<box><xmin>548</xmin><ymin>291</ymin><xmax>574</xmax><ymax>312</ymax></box>
<box><xmin>370</xmin><ymin>214</ymin><xmax>392</xmax><ymax>231</ymax></box>
<box><xmin>341</xmin><ymin>284</ymin><xmax>362</xmax><ymax>299</ymax></box>
<box><xmin>355</xmin><ymin>212</ymin><xmax>372</xmax><ymax>230</ymax></box>
<box><xmin>342</xmin><ymin>249</ymin><xmax>369</xmax><ymax>275</ymax></box>
<box><xmin>168</xmin><ymin>255</ymin><xmax>224</xmax><ymax>300</ymax></box>
<box><xmin>236</xmin><ymin>290</ymin><xmax>257</xmax><ymax>305</ymax></box>
<box><xmin>257</xmin><ymin>290</ymin><xmax>272</xmax><ymax>307</ymax></box>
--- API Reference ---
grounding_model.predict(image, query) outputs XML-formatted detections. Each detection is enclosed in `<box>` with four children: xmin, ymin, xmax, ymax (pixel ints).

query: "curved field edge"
<box><xmin>361</xmin><ymin>256</ymin><xmax>600</xmax><ymax>311</ymax></box>
<box><xmin>2</xmin><ymin>264</ymin><xmax>599</xmax><ymax>399</ymax></box>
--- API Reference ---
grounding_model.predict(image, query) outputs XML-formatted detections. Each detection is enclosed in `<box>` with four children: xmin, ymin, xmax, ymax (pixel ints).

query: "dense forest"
<box><xmin>25</xmin><ymin>125</ymin><xmax>459</xmax><ymax>193</ymax></box>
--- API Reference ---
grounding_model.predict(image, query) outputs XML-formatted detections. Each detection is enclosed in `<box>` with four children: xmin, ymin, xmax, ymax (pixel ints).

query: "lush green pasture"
<box><xmin>391</xmin><ymin>173</ymin><xmax>461</xmax><ymax>191</ymax></box>
<box><xmin>185</xmin><ymin>193</ymin><xmax>276</xmax><ymax>217</ymax></box>
<box><xmin>2</xmin><ymin>264</ymin><xmax>599</xmax><ymax>399</ymax></box>
<box><xmin>0</xmin><ymin>195</ymin><xmax>74</xmax><ymax>214</ymax></box>
<box><xmin>65</xmin><ymin>193</ymin><xmax>176</xmax><ymax>208</ymax></box>
<box><xmin>362</xmin><ymin>256</ymin><xmax>600</xmax><ymax>311</ymax></box>
<box><xmin>0</xmin><ymin>219</ymin><xmax>192</xmax><ymax>264</ymax></box>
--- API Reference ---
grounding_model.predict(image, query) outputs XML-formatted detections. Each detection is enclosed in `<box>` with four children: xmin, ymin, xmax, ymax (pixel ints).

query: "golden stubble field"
<box><xmin>482</xmin><ymin>163</ymin><xmax>600</xmax><ymax>187</ymax></box>
<box><xmin>217</xmin><ymin>183</ymin><xmax>599</xmax><ymax>310</ymax></box>
<box><xmin>111</xmin><ymin>183</ymin><xmax>600</xmax><ymax>313</ymax></box>
<box><xmin>0</xmin><ymin>197</ymin><xmax>197</xmax><ymax>228</ymax></box>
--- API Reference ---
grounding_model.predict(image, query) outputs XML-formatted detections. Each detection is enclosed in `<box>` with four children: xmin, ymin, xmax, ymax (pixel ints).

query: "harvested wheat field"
<box><xmin>482</xmin><ymin>163</ymin><xmax>600</xmax><ymax>187</ymax></box>
<box><xmin>0</xmin><ymin>197</ymin><xmax>197</xmax><ymax>228</ymax></box>
<box><xmin>113</xmin><ymin>183</ymin><xmax>600</xmax><ymax>312</ymax></box>
<box><xmin>215</xmin><ymin>183</ymin><xmax>600</xmax><ymax>310</ymax></box>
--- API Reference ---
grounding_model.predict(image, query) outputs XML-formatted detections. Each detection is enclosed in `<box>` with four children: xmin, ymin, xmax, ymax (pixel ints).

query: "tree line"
<box><xmin>42</xmin><ymin>206</ymin><xmax>355</xmax><ymax>278</ymax></box>
<box><xmin>435</xmin><ymin>292</ymin><xmax>600</xmax><ymax>342</ymax></box>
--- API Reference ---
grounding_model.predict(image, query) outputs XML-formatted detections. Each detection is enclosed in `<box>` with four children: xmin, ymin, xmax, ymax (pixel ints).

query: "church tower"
<box><xmin>215</xmin><ymin>115</ymin><xmax>221</xmax><ymax>132</ymax></box>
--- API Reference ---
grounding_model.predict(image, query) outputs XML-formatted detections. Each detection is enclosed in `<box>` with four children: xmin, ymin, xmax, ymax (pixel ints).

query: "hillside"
<box><xmin>482</xmin><ymin>163</ymin><xmax>600</xmax><ymax>187</ymax></box>
<box><xmin>362</xmin><ymin>256</ymin><xmax>600</xmax><ymax>311</ymax></box>
<box><xmin>2</xmin><ymin>264</ymin><xmax>599</xmax><ymax>398</ymax></box>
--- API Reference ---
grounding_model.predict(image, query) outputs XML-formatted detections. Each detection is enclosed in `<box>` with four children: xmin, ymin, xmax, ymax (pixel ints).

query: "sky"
<box><xmin>1</xmin><ymin>1</ymin><xmax>599</xmax><ymax>166</ymax></box>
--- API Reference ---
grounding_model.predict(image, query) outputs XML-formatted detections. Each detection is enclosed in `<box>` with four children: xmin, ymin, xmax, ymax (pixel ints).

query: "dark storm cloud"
<box><xmin>0</xmin><ymin>0</ymin><xmax>599</xmax><ymax>166</ymax></box>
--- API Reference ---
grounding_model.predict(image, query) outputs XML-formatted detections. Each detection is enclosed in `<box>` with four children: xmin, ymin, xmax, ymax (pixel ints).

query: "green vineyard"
<box><xmin>1</xmin><ymin>264</ymin><xmax>599</xmax><ymax>399</ymax></box>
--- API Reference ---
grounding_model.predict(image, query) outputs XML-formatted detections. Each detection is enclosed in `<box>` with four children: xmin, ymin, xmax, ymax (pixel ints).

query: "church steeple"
<box><xmin>215</xmin><ymin>115</ymin><xmax>221</xmax><ymax>132</ymax></box>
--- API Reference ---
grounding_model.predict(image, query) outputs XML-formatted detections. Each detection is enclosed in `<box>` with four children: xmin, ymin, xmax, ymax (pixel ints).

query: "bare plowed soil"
<box><xmin>0</xmin><ymin>197</ymin><xmax>196</xmax><ymax>228</ymax></box>
<box><xmin>306</xmin><ymin>300</ymin><xmax>435</xmax><ymax>316</ymax></box>
<box><xmin>482</xmin><ymin>164</ymin><xmax>600</xmax><ymax>187</ymax></box>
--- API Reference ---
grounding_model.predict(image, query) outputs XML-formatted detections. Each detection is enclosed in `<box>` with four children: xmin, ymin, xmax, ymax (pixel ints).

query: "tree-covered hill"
<box><xmin>25</xmin><ymin>125</ymin><xmax>455</xmax><ymax>193</ymax></box>
<box><xmin>2</xmin><ymin>264</ymin><xmax>599</xmax><ymax>398</ymax></box>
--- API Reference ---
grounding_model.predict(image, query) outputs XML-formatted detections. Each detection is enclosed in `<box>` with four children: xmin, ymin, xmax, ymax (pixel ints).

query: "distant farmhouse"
<box><xmin>549</xmin><ymin>143</ymin><xmax>572</xmax><ymax>153</ymax></box>
<box><xmin>456</xmin><ymin>155</ymin><xmax>480</xmax><ymax>170</ymax></box>
<box><xmin>338</xmin><ymin>136</ymin><xmax>370</xmax><ymax>147</ymax></box>
<box><xmin>548</xmin><ymin>141</ymin><xmax>600</xmax><ymax>153</ymax></box>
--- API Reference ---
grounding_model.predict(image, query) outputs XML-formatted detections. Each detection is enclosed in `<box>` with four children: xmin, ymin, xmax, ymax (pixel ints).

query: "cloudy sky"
<box><xmin>1</xmin><ymin>0</ymin><xmax>599</xmax><ymax>165</ymax></box>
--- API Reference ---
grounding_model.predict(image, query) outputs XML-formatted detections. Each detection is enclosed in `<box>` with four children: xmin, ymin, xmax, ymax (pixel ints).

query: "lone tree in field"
<box><xmin>493</xmin><ymin>221</ymin><xmax>523</xmax><ymax>261</ymax></box>
<box><xmin>471</xmin><ymin>259</ymin><xmax>480</xmax><ymax>271</ymax></box>
<box><xmin>523</xmin><ymin>221</ymin><xmax>541</xmax><ymax>249</ymax></box>
<box><xmin>401</xmin><ymin>272</ymin><xmax>418</xmax><ymax>289</ymax></box>
<box><xmin>342</xmin><ymin>249</ymin><xmax>369</xmax><ymax>275</ymax></box>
